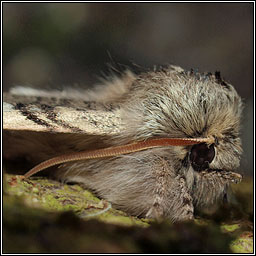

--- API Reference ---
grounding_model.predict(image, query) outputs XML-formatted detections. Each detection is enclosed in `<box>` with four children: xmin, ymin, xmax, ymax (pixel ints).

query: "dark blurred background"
<box><xmin>3</xmin><ymin>3</ymin><xmax>253</xmax><ymax>175</ymax></box>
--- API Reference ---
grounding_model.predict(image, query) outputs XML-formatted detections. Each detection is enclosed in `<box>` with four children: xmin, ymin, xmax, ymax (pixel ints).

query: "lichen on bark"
<box><xmin>3</xmin><ymin>174</ymin><xmax>253</xmax><ymax>253</ymax></box>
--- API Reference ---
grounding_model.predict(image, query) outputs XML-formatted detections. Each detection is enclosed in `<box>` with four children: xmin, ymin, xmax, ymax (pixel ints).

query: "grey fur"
<box><xmin>53</xmin><ymin>65</ymin><xmax>243</xmax><ymax>221</ymax></box>
<box><xmin>4</xmin><ymin>65</ymin><xmax>243</xmax><ymax>222</ymax></box>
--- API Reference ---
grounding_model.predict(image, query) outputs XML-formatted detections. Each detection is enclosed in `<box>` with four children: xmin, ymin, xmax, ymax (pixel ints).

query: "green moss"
<box><xmin>97</xmin><ymin>211</ymin><xmax>149</xmax><ymax>227</ymax></box>
<box><xmin>42</xmin><ymin>194</ymin><xmax>68</xmax><ymax>211</ymax></box>
<box><xmin>3</xmin><ymin>174</ymin><xmax>148</xmax><ymax>227</ymax></box>
<box><xmin>81</xmin><ymin>189</ymin><xmax>101</xmax><ymax>202</ymax></box>
<box><xmin>221</xmin><ymin>223</ymin><xmax>241</xmax><ymax>233</ymax></box>
<box><xmin>230</xmin><ymin>232</ymin><xmax>253</xmax><ymax>253</ymax></box>
<box><xmin>3</xmin><ymin>174</ymin><xmax>254</xmax><ymax>253</ymax></box>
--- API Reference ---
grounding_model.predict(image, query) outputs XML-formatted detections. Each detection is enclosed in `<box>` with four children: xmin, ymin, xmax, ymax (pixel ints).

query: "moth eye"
<box><xmin>190</xmin><ymin>143</ymin><xmax>215</xmax><ymax>171</ymax></box>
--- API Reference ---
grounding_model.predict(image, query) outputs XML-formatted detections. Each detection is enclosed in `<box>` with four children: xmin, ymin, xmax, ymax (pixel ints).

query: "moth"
<box><xmin>3</xmin><ymin>65</ymin><xmax>243</xmax><ymax>222</ymax></box>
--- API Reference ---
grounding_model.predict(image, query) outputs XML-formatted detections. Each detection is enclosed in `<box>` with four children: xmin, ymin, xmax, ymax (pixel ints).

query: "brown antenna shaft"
<box><xmin>24</xmin><ymin>137</ymin><xmax>213</xmax><ymax>179</ymax></box>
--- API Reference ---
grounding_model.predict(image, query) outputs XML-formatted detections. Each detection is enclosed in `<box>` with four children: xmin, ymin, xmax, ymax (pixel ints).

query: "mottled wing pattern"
<box><xmin>3</xmin><ymin>93</ymin><xmax>122</xmax><ymax>135</ymax></box>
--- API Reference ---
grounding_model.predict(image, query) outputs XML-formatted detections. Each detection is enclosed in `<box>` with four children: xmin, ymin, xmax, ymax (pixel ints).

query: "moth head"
<box><xmin>122</xmin><ymin>66</ymin><xmax>243</xmax><ymax>173</ymax></box>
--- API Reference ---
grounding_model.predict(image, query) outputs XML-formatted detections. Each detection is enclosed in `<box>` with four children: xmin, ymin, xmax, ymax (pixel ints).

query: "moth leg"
<box><xmin>146</xmin><ymin>158</ymin><xmax>194</xmax><ymax>221</ymax></box>
<box><xmin>174</xmin><ymin>176</ymin><xmax>194</xmax><ymax>221</ymax></box>
<box><xmin>192</xmin><ymin>170</ymin><xmax>242</xmax><ymax>209</ymax></box>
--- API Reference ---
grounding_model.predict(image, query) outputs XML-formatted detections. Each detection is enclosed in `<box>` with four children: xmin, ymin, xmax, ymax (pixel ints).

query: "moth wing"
<box><xmin>3</xmin><ymin>92</ymin><xmax>123</xmax><ymax>167</ymax></box>
<box><xmin>3</xmin><ymin>92</ymin><xmax>122</xmax><ymax>135</ymax></box>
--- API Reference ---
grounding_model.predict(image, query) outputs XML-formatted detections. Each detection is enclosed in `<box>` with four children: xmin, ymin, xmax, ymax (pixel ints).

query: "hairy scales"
<box><xmin>3</xmin><ymin>65</ymin><xmax>243</xmax><ymax>221</ymax></box>
<box><xmin>53</xmin><ymin>66</ymin><xmax>242</xmax><ymax>220</ymax></box>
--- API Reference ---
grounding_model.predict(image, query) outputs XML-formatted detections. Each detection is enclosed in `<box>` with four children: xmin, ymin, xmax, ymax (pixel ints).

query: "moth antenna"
<box><xmin>23</xmin><ymin>137</ymin><xmax>214</xmax><ymax>179</ymax></box>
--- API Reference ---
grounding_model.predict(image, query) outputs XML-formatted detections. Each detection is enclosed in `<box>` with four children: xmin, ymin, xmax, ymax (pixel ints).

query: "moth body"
<box><xmin>3</xmin><ymin>65</ymin><xmax>243</xmax><ymax>222</ymax></box>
